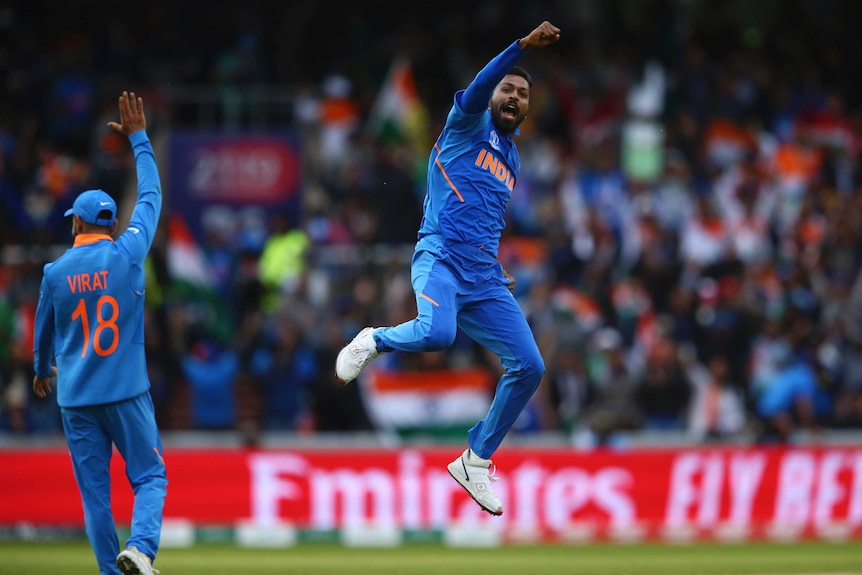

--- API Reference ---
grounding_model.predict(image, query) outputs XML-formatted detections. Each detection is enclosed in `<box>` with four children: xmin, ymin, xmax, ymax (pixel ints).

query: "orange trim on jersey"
<box><xmin>419</xmin><ymin>293</ymin><xmax>440</xmax><ymax>307</ymax></box>
<box><xmin>434</xmin><ymin>143</ymin><xmax>465</xmax><ymax>203</ymax></box>
<box><xmin>73</xmin><ymin>234</ymin><xmax>114</xmax><ymax>247</ymax></box>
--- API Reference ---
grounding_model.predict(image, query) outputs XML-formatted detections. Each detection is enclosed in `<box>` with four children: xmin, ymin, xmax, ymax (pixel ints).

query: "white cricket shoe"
<box><xmin>335</xmin><ymin>327</ymin><xmax>380</xmax><ymax>384</ymax></box>
<box><xmin>447</xmin><ymin>448</ymin><xmax>503</xmax><ymax>516</ymax></box>
<box><xmin>116</xmin><ymin>546</ymin><xmax>159</xmax><ymax>575</ymax></box>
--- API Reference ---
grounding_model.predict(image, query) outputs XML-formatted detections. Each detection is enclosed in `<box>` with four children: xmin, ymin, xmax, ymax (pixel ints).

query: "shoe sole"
<box><xmin>335</xmin><ymin>345</ymin><xmax>353</xmax><ymax>384</ymax></box>
<box><xmin>447</xmin><ymin>461</ymin><xmax>503</xmax><ymax>516</ymax></box>
<box><xmin>116</xmin><ymin>555</ymin><xmax>146</xmax><ymax>575</ymax></box>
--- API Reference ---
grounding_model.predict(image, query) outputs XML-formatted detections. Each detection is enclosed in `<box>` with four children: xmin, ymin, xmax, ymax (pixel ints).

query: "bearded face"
<box><xmin>488</xmin><ymin>74</ymin><xmax>530</xmax><ymax>134</ymax></box>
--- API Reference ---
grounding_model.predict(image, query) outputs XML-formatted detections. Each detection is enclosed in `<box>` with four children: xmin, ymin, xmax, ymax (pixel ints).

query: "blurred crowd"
<box><xmin>3</xmin><ymin>1</ymin><xmax>862</xmax><ymax>444</ymax></box>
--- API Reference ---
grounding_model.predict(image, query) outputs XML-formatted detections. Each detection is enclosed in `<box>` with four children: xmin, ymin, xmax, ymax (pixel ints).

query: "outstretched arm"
<box><xmin>460</xmin><ymin>21</ymin><xmax>561</xmax><ymax>114</ymax></box>
<box><xmin>110</xmin><ymin>92</ymin><xmax>163</xmax><ymax>258</ymax></box>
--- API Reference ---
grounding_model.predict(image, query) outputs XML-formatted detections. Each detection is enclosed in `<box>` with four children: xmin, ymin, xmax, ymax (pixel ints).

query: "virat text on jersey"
<box><xmin>67</xmin><ymin>271</ymin><xmax>109</xmax><ymax>293</ymax></box>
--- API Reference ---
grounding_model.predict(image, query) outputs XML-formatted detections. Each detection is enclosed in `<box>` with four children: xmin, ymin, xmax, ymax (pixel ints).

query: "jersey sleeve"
<box><xmin>458</xmin><ymin>40</ymin><xmax>527</xmax><ymax>114</ymax></box>
<box><xmin>33</xmin><ymin>272</ymin><xmax>55</xmax><ymax>379</ymax></box>
<box><xmin>116</xmin><ymin>130</ymin><xmax>163</xmax><ymax>264</ymax></box>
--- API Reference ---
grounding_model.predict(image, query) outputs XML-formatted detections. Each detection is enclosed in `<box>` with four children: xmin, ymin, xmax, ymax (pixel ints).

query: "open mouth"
<box><xmin>501</xmin><ymin>102</ymin><xmax>518</xmax><ymax>121</ymax></box>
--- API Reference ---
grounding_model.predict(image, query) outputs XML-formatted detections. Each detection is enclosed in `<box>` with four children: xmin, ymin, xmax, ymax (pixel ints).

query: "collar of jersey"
<box><xmin>73</xmin><ymin>233</ymin><xmax>114</xmax><ymax>247</ymax></box>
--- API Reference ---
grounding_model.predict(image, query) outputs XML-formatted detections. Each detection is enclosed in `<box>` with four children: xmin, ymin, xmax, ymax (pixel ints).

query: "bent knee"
<box><xmin>520</xmin><ymin>350</ymin><xmax>546</xmax><ymax>381</ymax></box>
<box><xmin>425</xmin><ymin>328</ymin><xmax>456</xmax><ymax>351</ymax></box>
<box><xmin>416</xmin><ymin>319</ymin><xmax>456</xmax><ymax>351</ymax></box>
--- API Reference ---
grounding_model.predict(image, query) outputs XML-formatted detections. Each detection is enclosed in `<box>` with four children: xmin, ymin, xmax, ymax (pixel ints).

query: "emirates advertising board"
<box><xmin>3</xmin><ymin>447</ymin><xmax>861</xmax><ymax>542</ymax></box>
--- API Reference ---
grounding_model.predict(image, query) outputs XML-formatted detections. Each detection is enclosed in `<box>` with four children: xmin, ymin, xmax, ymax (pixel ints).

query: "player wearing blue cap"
<box><xmin>337</xmin><ymin>21</ymin><xmax>561</xmax><ymax>516</ymax></box>
<box><xmin>33</xmin><ymin>92</ymin><xmax>165</xmax><ymax>575</ymax></box>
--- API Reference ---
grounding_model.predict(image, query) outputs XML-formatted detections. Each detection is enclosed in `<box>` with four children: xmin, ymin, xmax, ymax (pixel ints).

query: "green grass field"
<box><xmin>2</xmin><ymin>541</ymin><xmax>861</xmax><ymax>575</ymax></box>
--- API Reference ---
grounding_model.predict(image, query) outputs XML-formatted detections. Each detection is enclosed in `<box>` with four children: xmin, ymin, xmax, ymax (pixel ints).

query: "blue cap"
<box><xmin>64</xmin><ymin>189</ymin><xmax>117</xmax><ymax>227</ymax></box>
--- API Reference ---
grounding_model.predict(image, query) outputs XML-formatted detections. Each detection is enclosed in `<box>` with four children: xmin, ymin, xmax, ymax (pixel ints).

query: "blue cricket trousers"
<box><xmin>375</xmin><ymin>242</ymin><xmax>545</xmax><ymax>459</ymax></box>
<box><xmin>61</xmin><ymin>392</ymin><xmax>167</xmax><ymax>575</ymax></box>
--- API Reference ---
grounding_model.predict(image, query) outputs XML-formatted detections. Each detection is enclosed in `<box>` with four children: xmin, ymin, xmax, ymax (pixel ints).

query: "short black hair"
<box><xmin>507</xmin><ymin>66</ymin><xmax>533</xmax><ymax>88</ymax></box>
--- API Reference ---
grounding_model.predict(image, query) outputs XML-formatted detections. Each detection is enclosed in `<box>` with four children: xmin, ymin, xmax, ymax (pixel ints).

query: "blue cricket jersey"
<box><xmin>418</xmin><ymin>40</ymin><xmax>527</xmax><ymax>263</ymax></box>
<box><xmin>33</xmin><ymin>130</ymin><xmax>162</xmax><ymax>408</ymax></box>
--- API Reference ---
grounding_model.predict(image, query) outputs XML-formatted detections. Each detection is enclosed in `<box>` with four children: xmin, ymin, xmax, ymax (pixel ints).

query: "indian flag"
<box><xmin>368</xmin><ymin>57</ymin><xmax>431</xmax><ymax>178</ymax></box>
<box><xmin>360</xmin><ymin>367</ymin><xmax>494</xmax><ymax>438</ymax></box>
<box><xmin>164</xmin><ymin>213</ymin><xmax>231</xmax><ymax>342</ymax></box>
<box><xmin>166</xmin><ymin>213</ymin><xmax>210</xmax><ymax>287</ymax></box>
<box><xmin>550</xmin><ymin>285</ymin><xmax>603</xmax><ymax>333</ymax></box>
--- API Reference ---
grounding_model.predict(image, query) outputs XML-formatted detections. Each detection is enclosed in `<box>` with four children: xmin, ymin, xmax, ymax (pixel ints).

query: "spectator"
<box><xmin>830</xmin><ymin>331</ymin><xmax>862</xmax><ymax>428</ymax></box>
<box><xmin>248</xmin><ymin>320</ymin><xmax>317</xmax><ymax>431</ymax></box>
<box><xmin>181</xmin><ymin>333</ymin><xmax>238</xmax><ymax>430</ymax></box>
<box><xmin>636</xmin><ymin>338</ymin><xmax>691</xmax><ymax>431</ymax></box>
<box><xmin>544</xmin><ymin>343</ymin><xmax>590</xmax><ymax>433</ymax></box>
<box><xmin>679</xmin><ymin>191</ymin><xmax>731</xmax><ymax>271</ymax></box>
<box><xmin>582</xmin><ymin>327</ymin><xmax>642</xmax><ymax>445</ymax></box>
<box><xmin>687</xmin><ymin>354</ymin><xmax>747</xmax><ymax>441</ymax></box>
<box><xmin>753</xmin><ymin>343</ymin><xmax>820</xmax><ymax>443</ymax></box>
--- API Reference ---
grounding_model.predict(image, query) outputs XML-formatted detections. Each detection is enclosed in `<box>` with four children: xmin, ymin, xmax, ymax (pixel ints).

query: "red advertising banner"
<box><xmin>2</xmin><ymin>446</ymin><xmax>861</xmax><ymax>541</ymax></box>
